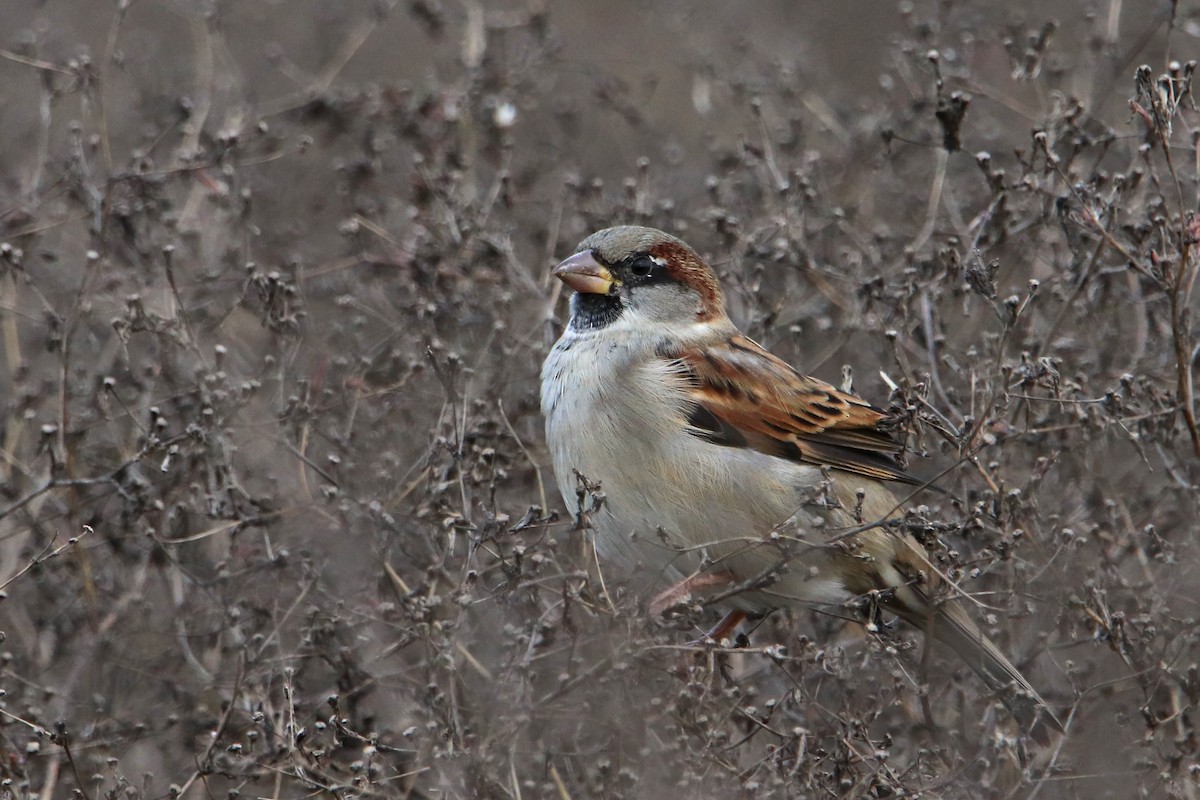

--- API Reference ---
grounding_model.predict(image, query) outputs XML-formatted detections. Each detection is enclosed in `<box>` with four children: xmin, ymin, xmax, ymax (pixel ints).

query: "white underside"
<box><xmin>541</xmin><ymin>321</ymin><xmax>868</xmax><ymax>611</ymax></box>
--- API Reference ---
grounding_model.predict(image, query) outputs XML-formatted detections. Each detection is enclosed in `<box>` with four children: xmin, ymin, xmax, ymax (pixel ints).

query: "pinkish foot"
<box><xmin>648</xmin><ymin>571</ymin><xmax>738</xmax><ymax>618</ymax></box>
<box><xmin>691</xmin><ymin>610</ymin><xmax>747</xmax><ymax>646</ymax></box>
<box><xmin>648</xmin><ymin>572</ymin><xmax>749</xmax><ymax>645</ymax></box>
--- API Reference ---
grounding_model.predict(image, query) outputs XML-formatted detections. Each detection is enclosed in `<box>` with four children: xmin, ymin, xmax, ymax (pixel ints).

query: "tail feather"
<box><xmin>890</xmin><ymin>594</ymin><xmax>1064</xmax><ymax>734</ymax></box>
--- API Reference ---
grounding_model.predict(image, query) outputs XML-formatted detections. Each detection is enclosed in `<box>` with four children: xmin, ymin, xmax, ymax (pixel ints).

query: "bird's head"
<box><xmin>553</xmin><ymin>226</ymin><xmax>726</xmax><ymax>332</ymax></box>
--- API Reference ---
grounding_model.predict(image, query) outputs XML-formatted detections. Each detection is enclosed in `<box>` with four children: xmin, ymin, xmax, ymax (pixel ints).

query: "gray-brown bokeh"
<box><xmin>1</xmin><ymin>1</ymin><xmax>1198</xmax><ymax>797</ymax></box>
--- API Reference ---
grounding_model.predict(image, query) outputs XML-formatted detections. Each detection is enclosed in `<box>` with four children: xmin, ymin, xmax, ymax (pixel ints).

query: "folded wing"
<box><xmin>670</xmin><ymin>334</ymin><xmax>918</xmax><ymax>484</ymax></box>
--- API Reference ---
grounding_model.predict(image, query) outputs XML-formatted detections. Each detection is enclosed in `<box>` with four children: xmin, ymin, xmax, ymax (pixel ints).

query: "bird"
<box><xmin>540</xmin><ymin>224</ymin><xmax>1062</xmax><ymax>733</ymax></box>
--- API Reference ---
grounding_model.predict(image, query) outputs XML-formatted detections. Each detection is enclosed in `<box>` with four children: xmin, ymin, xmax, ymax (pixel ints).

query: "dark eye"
<box><xmin>630</xmin><ymin>255</ymin><xmax>655</xmax><ymax>277</ymax></box>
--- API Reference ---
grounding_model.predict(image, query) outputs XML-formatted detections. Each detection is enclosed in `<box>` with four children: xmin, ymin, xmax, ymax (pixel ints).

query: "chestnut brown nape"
<box><xmin>575</xmin><ymin>226</ymin><xmax>725</xmax><ymax>319</ymax></box>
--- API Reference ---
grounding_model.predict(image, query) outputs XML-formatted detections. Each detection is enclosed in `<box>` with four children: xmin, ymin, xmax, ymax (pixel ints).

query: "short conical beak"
<box><xmin>552</xmin><ymin>250</ymin><xmax>615</xmax><ymax>295</ymax></box>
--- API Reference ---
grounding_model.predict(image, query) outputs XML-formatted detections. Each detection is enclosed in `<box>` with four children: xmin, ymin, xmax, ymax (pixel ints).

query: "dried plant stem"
<box><xmin>1168</xmin><ymin>248</ymin><xmax>1200</xmax><ymax>458</ymax></box>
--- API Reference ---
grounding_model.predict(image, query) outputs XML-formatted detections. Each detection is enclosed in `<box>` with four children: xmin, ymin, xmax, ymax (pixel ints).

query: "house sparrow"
<box><xmin>541</xmin><ymin>225</ymin><xmax>1062</xmax><ymax>733</ymax></box>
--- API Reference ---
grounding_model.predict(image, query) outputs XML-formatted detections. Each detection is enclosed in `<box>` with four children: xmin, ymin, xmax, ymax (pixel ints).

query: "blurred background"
<box><xmin>1</xmin><ymin>1</ymin><xmax>1198</xmax><ymax>797</ymax></box>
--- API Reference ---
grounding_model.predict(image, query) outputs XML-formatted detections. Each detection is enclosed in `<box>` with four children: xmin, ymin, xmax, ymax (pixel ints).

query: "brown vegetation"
<box><xmin>1</xmin><ymin>1</ymin><xmax>1199</xmax><ymax>797</ymax></box>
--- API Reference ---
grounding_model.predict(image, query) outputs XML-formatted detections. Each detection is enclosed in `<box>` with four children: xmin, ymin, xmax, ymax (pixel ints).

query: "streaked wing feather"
<box><xmin>673</xmin><ymin>335</ymin><xmax>918</xmax><ymax>484</ymax></box>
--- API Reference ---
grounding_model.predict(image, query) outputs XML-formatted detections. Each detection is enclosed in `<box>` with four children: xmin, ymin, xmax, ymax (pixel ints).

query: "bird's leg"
<box><xmin>647</xmin><ymin>570</ymin><xmax>738</xmax><ymax>618</ymax></box>
<box><xmin>697</xmin><ymin>610</ymin><xmax>747</xmax><ymax>645</ymax></box>
<box><xmin>649</xmin><ymin>571</ymin><xmax>754</xmax><ymax>645</ymax></box>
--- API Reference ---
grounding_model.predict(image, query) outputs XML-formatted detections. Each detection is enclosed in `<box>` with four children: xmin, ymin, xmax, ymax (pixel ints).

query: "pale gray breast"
<box><xmin>541</xmin><ymin>331</ymin><xmax>834</xmax><ymax>592</ymax></box>
<box><xmin>541</xmin><ymin>331</ymin><xmax>685</xmax><ymax>576</ymax></box>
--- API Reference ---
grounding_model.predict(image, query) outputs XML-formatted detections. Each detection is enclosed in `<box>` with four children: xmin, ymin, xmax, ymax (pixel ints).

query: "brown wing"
<box><xmin>671</xmin><ymin>334</ymin><xmax>918</xmax><ymax>484</ymax></box>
